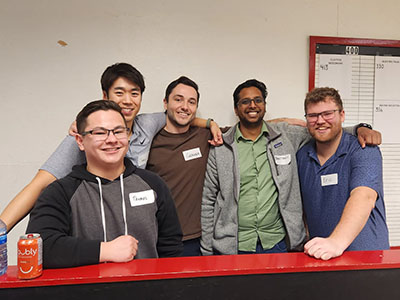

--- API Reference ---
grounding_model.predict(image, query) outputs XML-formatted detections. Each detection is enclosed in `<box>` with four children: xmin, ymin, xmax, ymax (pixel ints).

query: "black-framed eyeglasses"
<box><xmin>81</xmin><ymin>126</ymin><xmax>130</xmax><ymax>141</ymax></box>
<box><xmin>238</xmin><ymin>97</ymin><xmax>265</xmax><ymax>106</ymax></box>
<box><xmin>305</xmin><ymin>109</ymin><xmax>341</xmax><ymax>123</ymax></box>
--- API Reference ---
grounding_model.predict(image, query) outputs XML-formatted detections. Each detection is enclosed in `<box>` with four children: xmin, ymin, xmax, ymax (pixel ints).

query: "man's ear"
<box><xmin>234</xmin><ymin>107</ymin><xmax>238</xmax><ymax>116</ymax></box>
<box><xmin>163</xmin><ymin>98</ymin><xmax>168</xmax><ymax>111</ymax></box>
<box><xmin>340</xmin><ymin>109</ymin><xmax>345</xmax><ymax>123</ymax></box>
<box><xmin>75</xmin><ymin>134</ymin><xmax>85</xmax><ymax>151</ymax></box>
<box><xmin>102</xmin><ymin>91</ymin><xmax>108</xmax><ymax>100</ymax></box>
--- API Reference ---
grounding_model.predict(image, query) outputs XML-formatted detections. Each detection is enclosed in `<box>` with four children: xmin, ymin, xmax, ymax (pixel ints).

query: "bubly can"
<box><xmin>18</xmin><ymin>233</ymin><xmax>42</xmax><ymax>279</ymax></box>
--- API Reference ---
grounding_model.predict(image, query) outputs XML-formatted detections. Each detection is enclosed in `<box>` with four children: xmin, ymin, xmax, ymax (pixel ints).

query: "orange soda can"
<box><xmin>18</xmin><ymin>233</ymin><xmax>43</xmax><ymax>279</ymax></box>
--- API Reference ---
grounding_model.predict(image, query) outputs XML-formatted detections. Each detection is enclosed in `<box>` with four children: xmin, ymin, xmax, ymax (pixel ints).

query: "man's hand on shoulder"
<box><xmin>208</xmin><ymin>120</ymin><xmax>223</xmax><ymax>146</ymax></box>
<box><xmin>267</xmin><ymin>118</ymin><xmax>306</xmax><ymax>127</ymax></box>
<box><xmin>357</xmin><ymin>127</ymin><xmax>382</xmax><ymax>148</ymax></box>
<box><xmin>100</xmin><ymin>235</ymin><xmax>139</xmax><ymax>263</ymax></box>
<box><xmin>304</xmin><ymin>237</ymin><xmax>345</xmax><ymax>261</ymax></box>
<box><xmin>69</xmin><ymin>121</ymin><xmax>78</xmax><ymax>137</ymax></box>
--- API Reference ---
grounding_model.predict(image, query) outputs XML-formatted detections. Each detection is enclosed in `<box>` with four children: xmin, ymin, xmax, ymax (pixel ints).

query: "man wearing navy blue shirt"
<box><xmin>297</xmin><ymin>87</ymin><xmax>389</xmax><ymax>261</ymax></box>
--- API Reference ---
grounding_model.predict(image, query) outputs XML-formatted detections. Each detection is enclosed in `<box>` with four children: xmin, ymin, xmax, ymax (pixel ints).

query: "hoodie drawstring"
<box><xmin>96</xmin><ymin>177</ymin><xmax>107</xmax><ymax>242</ymax></box>
<box><xmin>120</xmin><ymin>174</ymin><xmax>128</xmax><ymax>236</ymax></box>
<box><xmin>96</xmin><ymin>175</ymin><xmax>128</xmax><ymax>242</ymax></box>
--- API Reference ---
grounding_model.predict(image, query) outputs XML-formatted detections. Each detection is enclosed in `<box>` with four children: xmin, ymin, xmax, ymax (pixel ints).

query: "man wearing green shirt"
<box><xmin>201</xmin><ymin>79</ymin><xmax>307</xmax><ymax>254</ymax></box>
<box><xmin>235</xmin><ymin>122</ymin><xmax>286</xmax><ymax>253</ymax></box>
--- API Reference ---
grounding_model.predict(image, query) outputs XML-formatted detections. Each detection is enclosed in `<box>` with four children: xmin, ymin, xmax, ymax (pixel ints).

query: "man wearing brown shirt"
<box><xmin>146</xmin><ymin>76</ymin><xmax>214</xmax><ymax>256</ymax></box>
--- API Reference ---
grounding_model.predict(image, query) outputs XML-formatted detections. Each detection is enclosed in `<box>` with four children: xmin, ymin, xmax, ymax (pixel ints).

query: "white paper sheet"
<box><xmin>373</xmin><ymin>57</ymin><xmax>400</xmax><ymax>143</ymax></box>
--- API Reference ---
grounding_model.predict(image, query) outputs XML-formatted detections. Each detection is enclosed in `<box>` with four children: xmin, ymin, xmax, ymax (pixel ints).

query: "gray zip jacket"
<box><xmin>201</xmin><ymin>122</ymin><xmax>312</xmax><ymax>255</ymax></box>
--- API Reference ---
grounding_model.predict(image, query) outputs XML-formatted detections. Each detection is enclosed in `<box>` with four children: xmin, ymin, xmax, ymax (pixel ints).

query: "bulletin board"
<box><xmin>309</xmin><ymin>36</ymin><xmax>400</xmax><ymax>246</ymax></box>
<box><xmin>309</xmin><ymin>36</ymin><xmax>400</xmax><ymax>142</ymax></box>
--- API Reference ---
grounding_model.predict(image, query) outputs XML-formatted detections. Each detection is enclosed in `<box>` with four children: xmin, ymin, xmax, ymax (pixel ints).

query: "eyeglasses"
<box><xmin>237</xmin><ymin>97</ymin><xmax>265</xmax><ymax>106</ymax></box>
<box><xmin>305</xmin><ymin>109</ymin><xmax>341</xmax><ymax>123</ymax></box>
<box><xmin>81</xmin><ymin>126</ymin><xmax>130</xmax><ymax>141</ymax></box>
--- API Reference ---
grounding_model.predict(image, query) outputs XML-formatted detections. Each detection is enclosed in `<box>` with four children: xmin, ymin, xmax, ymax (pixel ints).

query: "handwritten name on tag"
<box><xmin>129</xmin><ymin>190</ymin><xmax>155</xmax><ymax>207</ymax></box>
<box><xmin>182</xmin><ymin>147</ymin><xmax>202</xmax><ymax>161</ymax></box>
<box><xmin>321</xmin><ymin>174</ymin><xmax>338</xmax><ymax>186</ymax></box>
<box><xmin>274</xmin><ymin>154</ymin><xmax>291</xmax><ymax>165</ymax></box>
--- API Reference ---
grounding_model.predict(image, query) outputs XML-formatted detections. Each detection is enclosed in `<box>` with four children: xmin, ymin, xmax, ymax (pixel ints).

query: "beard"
<box><xmin>237</xmin><ymin>108</ymin><xmax>265</xmax><ymax>129</ymax></box>
<box><xmin>166</xmin><ymin>110</ymin><xmax>195</xmax><ymax>129</ymax></box>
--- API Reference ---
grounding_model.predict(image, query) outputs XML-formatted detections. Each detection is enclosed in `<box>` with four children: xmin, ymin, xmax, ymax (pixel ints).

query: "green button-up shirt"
<box><xmin>235</xmin><ymin>123</ymin><xmax>285</xmax><ymax>252</ymax></box>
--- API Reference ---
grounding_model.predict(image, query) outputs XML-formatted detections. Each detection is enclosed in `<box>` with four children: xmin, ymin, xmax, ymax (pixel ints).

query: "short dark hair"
<box><xmin>304</xmin><ymin>87</ymin><xmax>343</xmax><ymax>112</ymax></box>
<box><xmin>101</xmin><ymin>63</ymin><xmax>145</xmax><ymax>97</ymax></box>
<box><xmin>76</xmin><ymin>100</ymin><xmax>127</xmax><ymax>134</ymax></box>
<box><xmin>164</xmin><ymin>76</ymin><xmax>200</xmax><ymax>104</ymax></box>
<box><xmin>233</xmin><ymin>79</ymin><xmax>268</xmax><ymax>108</ymax></box>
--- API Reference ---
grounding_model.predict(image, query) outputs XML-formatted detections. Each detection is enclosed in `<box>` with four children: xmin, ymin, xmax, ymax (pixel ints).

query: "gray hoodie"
<box><xmin>27</xmin><ymin>158</ymin><xmax>183</xmax><ymax>268</ymax></box>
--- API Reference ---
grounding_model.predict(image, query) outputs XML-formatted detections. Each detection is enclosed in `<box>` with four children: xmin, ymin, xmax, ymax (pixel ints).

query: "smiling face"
<box><xmin>163</xmin><ymin>83</ymin><xmax>198</xmax><ymax>133</ymax></box>
<box><xmin>306</xmin><ymin>97</ymin><xmax>345</xmax><ymax>145</ymax></box>
<box><xmin>103</xmin><ymin>77</ymin><xmax>142</xmax><ymax>128</ymax></box>
<box><xmin>76</xmin><ymin>110</ymin><xmax>128</xmax><ymax>177</ymax></box>
<box><xmin>234</xmin><ymin>86</ymin><xmax>266</xmax><ymax>128</ymax></box>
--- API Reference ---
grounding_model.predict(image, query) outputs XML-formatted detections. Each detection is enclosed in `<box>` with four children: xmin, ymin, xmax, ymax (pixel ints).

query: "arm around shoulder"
<box><xmin>2</xmin><ymin>133</ymin><xmax>85</xmax><ymax>231</ymax></box>
<box><xmin>267</xmin><ymin>118</ymin><xmax>306</xmax><ymax>127</ymax></box>
<box><xmin>135</xmin><ymin>112</ymin><xmax>166</xmax><ymax>137</ymax></box>
<box><xmin>0</xmin><ymin>169</ymin><xmax>56</xmax><ymax>232</ymax></box>
<box><xmin>192</xmin><ymin>118</ymin><xmax>223</xmax><ymax>146</ymax></box>
<box><xmin>41</xmin><ymin>135</ymin><xmax>86</xmax><ymax>179</ymax></box>
<box><xmin>343</xmin><ymin>125</ymin><xmax>381</xmax><ymax>148</ymax></box>
<box><xmin>272</xmin><ymin>122</ymin><xmax>311</xmax><ymax>151</ymax></box>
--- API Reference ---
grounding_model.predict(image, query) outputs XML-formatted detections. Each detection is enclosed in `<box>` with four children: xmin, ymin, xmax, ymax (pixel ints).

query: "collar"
<box><xmin>235</xmin><ymin>122</ymin><xmax>268</xmax><ymax>143</ymax></box>
<box><xmin>307</xmin><ymin>131</ymin><xmax>349</xmax><ymax>165</ymax></box>
<box><xmin>71</xmin><ymin>157</ymin><xmax>137</xmax><ymax>184</ymax></box>
<box><xmin>158</xmin><ymin>126</ymin><xmax>196</xmax><ymax>138</ymax></box>
<box><xmin>224</xmin><ymin>121</ymin><xmax>281</xmax><ymax>146</ymax></box>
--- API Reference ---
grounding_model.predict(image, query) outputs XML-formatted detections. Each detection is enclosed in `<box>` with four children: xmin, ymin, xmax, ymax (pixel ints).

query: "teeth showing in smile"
<box><xmin>103</xmin><ymin>147</ymin><xmax>120</xmax><ymax>152</ymax></box>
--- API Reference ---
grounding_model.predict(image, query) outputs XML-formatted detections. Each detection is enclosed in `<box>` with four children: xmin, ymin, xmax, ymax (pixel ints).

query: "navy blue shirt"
<box><xmin>296</xmin><ymin>131</ymin><xmax>389</xmax><ymax>251</ymax></box>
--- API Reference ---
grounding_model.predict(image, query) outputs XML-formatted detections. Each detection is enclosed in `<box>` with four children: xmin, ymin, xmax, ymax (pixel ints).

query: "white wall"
<box><xmin>1</xmin><ymin>0</ymin><xmax>400</xmax><ymax>265</ymax></box>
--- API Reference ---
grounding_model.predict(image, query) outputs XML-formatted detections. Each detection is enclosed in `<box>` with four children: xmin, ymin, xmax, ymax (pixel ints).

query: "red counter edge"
<box><xmin>2</xmin><ymin>249</ymin><xmax>400</xmax><ymax>289</ymax></box>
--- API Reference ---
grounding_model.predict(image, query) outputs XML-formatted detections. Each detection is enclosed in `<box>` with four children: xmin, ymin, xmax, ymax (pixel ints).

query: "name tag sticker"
<box><xmin>321</xmin><ymin>174</ymin><xmax>338</xmax><ymax>186</ymax></box>
<box><xmin>274</xmin><ymin>154</ymin><xmax>291</xmax><ymax>165</ymax></box>
<box><xmin>182</xmin><ymin>147</ymin><xmax>202</xmax><ymax>161</ymax></box>
<box><xmin>129</xmin><ymin>190</ymin><xmax>155</xmax><ymax>207</ymax></box>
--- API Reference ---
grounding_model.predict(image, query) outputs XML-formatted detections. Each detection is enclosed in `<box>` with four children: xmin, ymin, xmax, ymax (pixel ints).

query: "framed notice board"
<box><xmin>309</xmin><ymin>36</ymin><xmax>400</xmax><ymax>246</ymax></box>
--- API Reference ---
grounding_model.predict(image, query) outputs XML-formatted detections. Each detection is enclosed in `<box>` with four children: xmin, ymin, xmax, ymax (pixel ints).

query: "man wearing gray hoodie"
<box><xmin>27</xmin><ymin>100</ymin><xmax>183</xmax><ymax>268</ymax></box>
